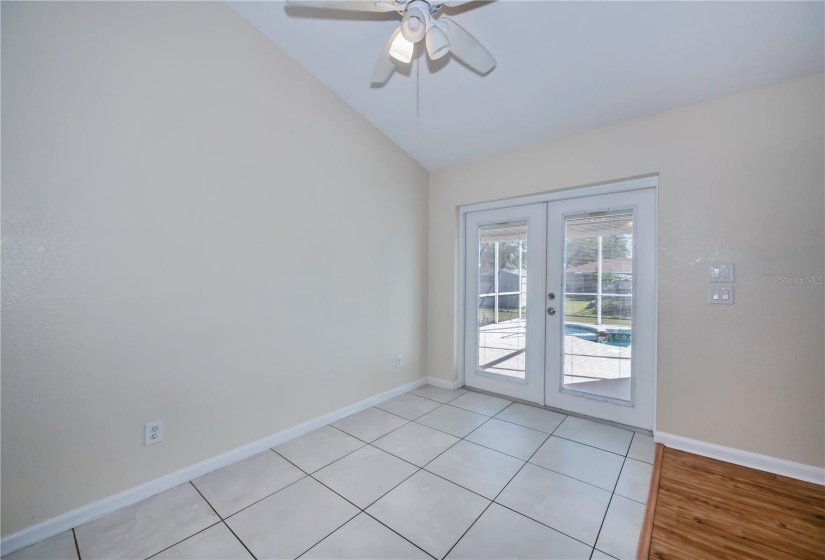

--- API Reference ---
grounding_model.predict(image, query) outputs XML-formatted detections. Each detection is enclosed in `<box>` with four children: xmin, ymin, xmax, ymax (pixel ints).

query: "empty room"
<box><xmin>1</xmin><ymin>1</ymin><xmax>824</xmax><ymax>559</ymax></box>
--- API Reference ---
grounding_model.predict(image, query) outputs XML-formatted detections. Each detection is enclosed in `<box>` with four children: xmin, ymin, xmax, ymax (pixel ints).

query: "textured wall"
<box><xmin>428</xmin><ymin>75</ymin><xmax>825</xmax><ymax>469</ymax></box>
<box><xmin>1</xmin><ymin>1</ymin><xmax>428</xmax><ymax>535</ymax></box>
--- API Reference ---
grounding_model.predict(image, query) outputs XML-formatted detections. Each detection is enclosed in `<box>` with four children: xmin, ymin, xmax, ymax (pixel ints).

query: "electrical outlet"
<box><xmin>395</xmin><ymin>355</ymin><xmax>403</xmax><ymax>368</ymax></box>
<box><xmin>145</xmin><ymin>420</ymin><xmax>164</xmax><ymax>446</ymax></box>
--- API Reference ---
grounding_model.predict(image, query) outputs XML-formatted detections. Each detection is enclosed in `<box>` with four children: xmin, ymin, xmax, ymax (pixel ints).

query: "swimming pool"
<box><xmin>564</xmin><ymin>324</ymin><xmax>632</xmax><ymax>347</ymax></box>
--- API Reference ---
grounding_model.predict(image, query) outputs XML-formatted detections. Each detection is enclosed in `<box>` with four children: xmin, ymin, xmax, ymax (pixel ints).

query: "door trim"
<box><xmin>456</xmin><ymin>174</ymin><xmax>658</xmax><ymax>430</ymax></box>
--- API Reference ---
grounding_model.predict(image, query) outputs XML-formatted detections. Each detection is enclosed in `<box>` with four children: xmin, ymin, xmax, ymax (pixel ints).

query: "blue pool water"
<box><xmin>564</xmin><ymin>324</ymin><xmax>631</xmax><ymax>347</ymax></box>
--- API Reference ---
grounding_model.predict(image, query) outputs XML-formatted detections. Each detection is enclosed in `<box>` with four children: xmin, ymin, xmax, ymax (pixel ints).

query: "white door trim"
<box><xmin>456</xmin><ymin>175</ymin><xmax>658</xmax><ymax>429</ymax></box>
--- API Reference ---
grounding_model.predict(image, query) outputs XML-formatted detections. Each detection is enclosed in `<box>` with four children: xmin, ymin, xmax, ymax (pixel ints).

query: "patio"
<box><xmin>477</xmin><ymin>319</ymin><xmax>632</xmax><ymax>401</ymax></box>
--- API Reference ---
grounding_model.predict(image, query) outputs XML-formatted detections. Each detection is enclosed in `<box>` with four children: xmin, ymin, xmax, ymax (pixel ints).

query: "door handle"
<box><xmin>547</xmin><ymin>307</ymin><xmax>556</xmax><ymax>315</ymax></box>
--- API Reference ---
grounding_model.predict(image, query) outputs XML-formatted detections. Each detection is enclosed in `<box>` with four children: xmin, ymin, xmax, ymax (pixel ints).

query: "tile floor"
<box><xmin>6</xmin><ymin>385</ymin><xmax>655</xmax><ymax>560</ymax></box>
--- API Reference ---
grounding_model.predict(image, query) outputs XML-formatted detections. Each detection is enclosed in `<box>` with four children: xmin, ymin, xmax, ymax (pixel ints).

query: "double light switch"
<box><xmin>709</xmin><ymin>263</ymin><xmax>734</xmax><ymax>304</ymax></box>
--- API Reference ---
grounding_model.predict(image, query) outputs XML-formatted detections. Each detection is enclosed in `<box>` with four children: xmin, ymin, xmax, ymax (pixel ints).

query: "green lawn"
<box><xmin>477</xmin><ymin>298</ymin><xmax>630</xmax><ymax>326</ymax></box>
<box><xmin>564</xmin><ymin>298</ymin><xmax>631</xmax><ymax>326</ymax></box>
<box><xmin>478</xmin><ymin>308</ymin><xmax>526</xmax><ymax>323</ymax></box>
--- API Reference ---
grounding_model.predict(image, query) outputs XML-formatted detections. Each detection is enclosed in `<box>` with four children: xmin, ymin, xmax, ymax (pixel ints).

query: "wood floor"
<box><xmin>640</xmin><ymin>446</ymin><xmax>825</xmax><ymax>560</ymax></box>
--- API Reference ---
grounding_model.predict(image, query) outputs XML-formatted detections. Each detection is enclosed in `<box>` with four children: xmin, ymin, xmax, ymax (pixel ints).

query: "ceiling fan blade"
<box><xmin>285</xmin><ymin>1</ymin><xmax>396</xmax><ymax>12</ymax></box>
<box><xmin>441</xmin><ymin>16</ymin><xmax>496</xmax><ymax>74</ymax></box>
<box><xmin>371</xmin><ymin>28</ymin><xmax>400</xmax><ymax>84</ymax></box>
<box><xmin>443</xmin><ymin>0</ymin><xmax>478</xmax><ymax>7</ymax></box>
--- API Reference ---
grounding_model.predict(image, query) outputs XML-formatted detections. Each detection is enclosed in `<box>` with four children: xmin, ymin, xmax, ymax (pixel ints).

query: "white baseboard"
<box><xmin>425</xmin><ymin>376</ymin><xmax>462</xmax><ymax>391</ymax></box>
<box><xmin>654</xmin><ymin>431</ymin><xmax>825</xmax><ymax>486</ymax></box>
<box><xmin>0</xmin><ymin>377</ymin><xmax>428</xmax><ymax>556</ymax></box>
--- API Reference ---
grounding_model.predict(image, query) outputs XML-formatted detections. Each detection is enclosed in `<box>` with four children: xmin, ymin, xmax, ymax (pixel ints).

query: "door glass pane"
<box><xmin>477</xmin><ymin>221</ymin><xmax>528</xmax><ymax>379</ymax></box>
<box><xmin>562</xmin><ymin>211</ymin><xmax>633</xmax><ymax>402</ymax></box>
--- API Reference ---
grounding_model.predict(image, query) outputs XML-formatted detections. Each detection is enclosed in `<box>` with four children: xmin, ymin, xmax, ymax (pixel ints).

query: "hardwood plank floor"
<box><xmin>645</xmin><ymin>447</ymin><xmax>825</xmax><ymax>560</ymax></box>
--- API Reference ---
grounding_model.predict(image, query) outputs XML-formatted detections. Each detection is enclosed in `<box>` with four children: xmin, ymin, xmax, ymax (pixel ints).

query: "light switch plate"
<box><xmin>709</xmin><ymin>263</ymin><xmax>734</xmax><ymax>283</ymax></box>
<box><xmin>709</xmin><ymin>286</ymin><xmax>734</xmax><ymax>304</ymax></box>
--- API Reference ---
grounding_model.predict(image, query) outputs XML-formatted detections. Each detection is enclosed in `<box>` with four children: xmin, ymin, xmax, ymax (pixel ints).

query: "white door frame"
<box><xmin>456</xmin><ymin>175</ymin><xmax>659</xmax><ymax>429</ymax></box>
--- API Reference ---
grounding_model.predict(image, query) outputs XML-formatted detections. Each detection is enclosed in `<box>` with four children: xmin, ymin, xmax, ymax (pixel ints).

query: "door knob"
<box><xmin>547</xmin><ymin>307</ymin><xmax>556</xmax><ymax>315</ymax></box>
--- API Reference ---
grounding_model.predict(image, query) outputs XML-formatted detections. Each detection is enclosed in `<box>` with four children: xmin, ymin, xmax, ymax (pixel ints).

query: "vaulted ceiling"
<box><xmin>231</xmin><ymin>1</ymin><xmax>825</xmax><ymax>170</ymax></box>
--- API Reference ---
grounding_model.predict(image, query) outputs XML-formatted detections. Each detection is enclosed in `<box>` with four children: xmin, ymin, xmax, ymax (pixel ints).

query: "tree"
<box><xmin>565</xmin><ymin>235</ymin><xmax>630</xmax><ymax>268</ymax></box>
<box><xmin>479</xmin><ymin>240</ymin><xmax>526</xmax><ymax>273</ymax></box>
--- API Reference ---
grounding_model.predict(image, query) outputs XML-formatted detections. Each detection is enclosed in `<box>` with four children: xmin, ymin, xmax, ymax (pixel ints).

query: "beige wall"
<box><xmin>1</xmin><ymin>1</ymin><xmax>428</xmax><ymax>535</ymax></box>
<box><xmin>429</xmin><ymin>74</ymin><xmax>825</xmax><ymax>469</ymax></box>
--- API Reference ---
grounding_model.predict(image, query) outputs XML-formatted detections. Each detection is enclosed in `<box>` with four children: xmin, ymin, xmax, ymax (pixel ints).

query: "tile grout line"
<box><xmin>220</xmin><ymin>520</ymin><xmax>258</xmax><ymax>560</ymax></box>
<box><xmin>209</xmin><ymin>468</ymin><xmax>308</xmax><ymax>523</ymax></box>
<box><xmin>260</xmin><ymin>455</ymin><xmax>368</xmax><ymax>559</ymax></box>
<box><xmin>409</xmin><ymin>388</ymin><xmax>467</xmax><ymax>406</ymax></box>
<box><xmin>462</xmin><ymin>387</ymin><xmax>652</xmax><ymax>437</ymax></box>
<box><xmin>439</xmin><ymin>501</ymin><xmax>494</xmax><ymax>560</ymax></box>
<box><xmin>441</xmin><ymin>407</ymin><xmax>559</xmax><ymax>560</ymax></box>
<box><xmin>72</xmin><ymin>528</ymin><xmax>81</xmax><ymax>560</ymax></box>
<box><xmin>478</xmin><ymin>418</ymin><xmax>607</xmax><ymax>552</ymax></box>
<box><xmin>361</xmin><ymin>511</ymin><xmax>439</xmax><ymax>560</ymax></box>
<box><xmin>273</xmin><ymin>406</ymin><xmax>440</xmax><ymax>560</ymax></box>
<box><xmin>589</xmin><ymin>455</ymin><xmax>629</xmax><ymax>556</ymax></box>
<box><xmin>277</xmin><ymin>446</ymin><xmax>437</xmax><ymax>560</ymax></box>
<box><xmin>290</xmin><ymin>510</ymin><xmax>362</xmax><ymax>560</ymax></box>
<box><xmin>143</xmin><ymin>520</ymin><xmax>223</xmax><ymax>560</ymax></box>
<box><xmin>186</xmin><ymin>482</ymin><xmax>259</xmax><ymax>560</ymax></box>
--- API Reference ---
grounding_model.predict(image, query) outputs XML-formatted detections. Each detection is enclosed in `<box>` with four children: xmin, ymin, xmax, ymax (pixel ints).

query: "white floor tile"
<box><xmin>450</xmin><ymin>392</ymin><xmax>512</xmax><ymax>416</ymax></box>
<box><xmin>313</xmin><ymin>445</ymin><xmax>418</xmax><ymax>508</ymax></box>
<box><xmin>614</xmin><ymin>458</ymin><xmax>652</xmax><ymax>504</ymax></box>
<box><xmin>425</xmin><ymin>440</ymin><xmax>524</xmax><ymax>499</ymax></box>
<box><xmin>553</xmin><ymin>417</ymin><xmax>633</xmax><ymax>456</ymax></box>
<box><xmin>274</xmin><ymin>425</ymin><xmax>364</xmax><ymax>473</ymax></box>
<box><xmin>367</xmin><ymin>471</ymin><xmax>489</xmax><ymax>559</ymax></box>
<box><xmin>465</xmin><ymin>418</ymin><xmax>548</xmax><ymax>460</ymax></box>
<box><xmin>332</xmin><ymin>407</ymin><xmax>408</xmax><ymax>443</ymax></box>
<box><xmin>192</xmin><ymin>451</ymin><xmax>304</xmax><ymax>517</ymax></box>
<box><xmin>495</xmin><ymin>403</ymin><xmax>566</xmax><ymax>434</ymax></box>
<box><xmin>3</xmin><ymin>530</ymin><xmax>78</xmax><ymax>560</ymax></box>
<box><xmin>226</xmin><ymin>477</ymin><xmax>358</xmax><ymax>560</ymax></box>
<box><xmin>300</xmin><ymin>513</ymin><xmax>430</xmax><ymax>559</ymax></box>
<box><xmin>594</xmin><ymin>495</ymin><xmax>645</xmax><ymax>560</ymax></box>
<box><xmin>41</xmin><ymin>389</ymin><xmax>647</xmax><ymax>560</ymax></box>
<box><xmin>496</xmin><ymin>463</ymin><xmax>611</xmax><ymax>546</ymax></box>
<box><xmin>152</xmin><ymin>523</ymin><xmax>252</xmax><ymax>560</ymax></box>
<box><xmin>530</xmin><ymin>437</ymin><xmax>624</xmax><ymax>491</ymax></box>
<box><xmin>627</xmin><ymin>433</ymin><xmax>655</xmax><ymax>464</ymax></box>
<box><xmin>415</xmin><ymin>405</ymin><xmax>489</xmax><ymax>437</ymax></box>
<box><xmin>75</xmin><ymin>484</ymin><xmax>219</xmax><ymax>560</ymax></box>
<box><xmin>375</xmin><ymin>393</ymin><xmax>442</xmax><ymax>420</ymax></box>
<box><xmin>372</xmin><ymin>422</ymin><xmax>459</xmax><ymax>467</ymax></box>
<box><xmin>410</xmin><ymin>385</ymin><xmax>468</xmax><ymax>404</ymax></box>
<box><xmin>447</xmin><ymin>503</ymin><xmax>592</xmax><ymax>560</ymax></box>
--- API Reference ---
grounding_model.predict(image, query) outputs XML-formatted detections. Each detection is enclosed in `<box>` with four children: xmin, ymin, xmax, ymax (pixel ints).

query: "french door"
<box><xmin>463</xmin><ymin>187</ymin><xmax>655</xmax><ymax>429</ymax></box>
<box><xmin>463</xmin><ymin>204</ymin><xmax>547</xmax><ymax>403</ymax></box>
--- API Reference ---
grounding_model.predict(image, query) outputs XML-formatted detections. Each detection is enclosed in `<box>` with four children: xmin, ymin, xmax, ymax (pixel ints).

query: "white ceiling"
<box><xmin>230</xmin><ymin>1</ymin><xmax>824</xmax><ymax>171</ymax></box>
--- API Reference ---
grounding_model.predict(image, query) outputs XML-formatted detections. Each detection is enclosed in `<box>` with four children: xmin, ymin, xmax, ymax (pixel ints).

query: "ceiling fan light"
<box><xmin>426</xmin><ymin>26</ymin><xmax>450</xmax><ymax>60</ymax></box>
<box><xmin>400</xmin><ymin>7</ymin><xmax>427</xmax><ymax>42</ymax></box>
<box><xmin>389</xmin><ymin>31</ymin><xmax>414</xmax><ymax>63</ymax></box>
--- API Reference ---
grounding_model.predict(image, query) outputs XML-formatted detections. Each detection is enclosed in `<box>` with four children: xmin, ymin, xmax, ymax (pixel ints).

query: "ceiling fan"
<box><xmin>284</xmin><ymin>0</ymin><xmax>496</xmax><ymax>84</ymax></box>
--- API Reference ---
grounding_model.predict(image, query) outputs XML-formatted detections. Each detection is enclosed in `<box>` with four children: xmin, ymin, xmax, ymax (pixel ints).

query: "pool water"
<box><xmin>564</xmin><ymin>324</ymin><xmax>632</xmax><ymax>348</ymax></box>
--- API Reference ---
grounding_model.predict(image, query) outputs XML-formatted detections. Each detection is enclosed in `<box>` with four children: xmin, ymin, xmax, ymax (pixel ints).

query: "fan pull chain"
<box><xmin>415</xmin><ymin>42</ymin><xmax>420</xmax><ymax>119</ymax></box>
